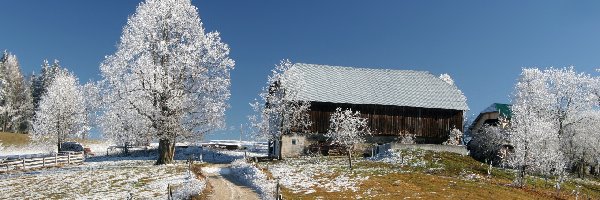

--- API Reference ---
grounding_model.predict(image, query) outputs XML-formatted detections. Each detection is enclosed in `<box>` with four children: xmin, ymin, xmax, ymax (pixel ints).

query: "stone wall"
<box><xmin>377</xmin><ymin>143</ymin><xmax>469</xmax><ymax>155</ymax></box>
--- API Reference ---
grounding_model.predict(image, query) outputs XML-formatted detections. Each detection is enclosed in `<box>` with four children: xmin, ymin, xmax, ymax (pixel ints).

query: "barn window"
<box><xmin>291</xmin><ymin>139</ymin><xmax>297</xmax><ymax>145</ymax></box>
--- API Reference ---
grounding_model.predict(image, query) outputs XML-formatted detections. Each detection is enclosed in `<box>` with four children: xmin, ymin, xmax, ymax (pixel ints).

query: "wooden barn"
<box><xmin>278</xmin><ymin>63</ymin><xmax>469</xmax><ymax>157</ymax></box>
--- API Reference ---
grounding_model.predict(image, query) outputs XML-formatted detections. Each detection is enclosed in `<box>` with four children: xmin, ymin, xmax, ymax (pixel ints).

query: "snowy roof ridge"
<box><xmin>284</xmin><ymin>63</ymin><xmax>469</xmax><ymax>111</ymax></box>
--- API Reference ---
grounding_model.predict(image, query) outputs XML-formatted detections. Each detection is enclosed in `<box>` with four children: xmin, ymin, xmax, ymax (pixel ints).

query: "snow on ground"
<box><xmin>85</xmin><ymin>141</ymin><xmax>114</xmax><ymax>156</ymax></box>
<box><xmin>229</xmin><ymin>159</ymin><xmax>277</xmax><ymax>199</ymax></box>
<box><xmin>370</xmin><ymin>148</ymin><xmax>439</xmax><ymax>168</ymax></box>
<box><xmin>265</xmin><ymin>157</ymin><xmax>369</xmax><ymax>194</ymax></box>
<box><xmin>0</xmin><ymin>146</ymin><xmax>268</xmax><ymax>199</ymax></box>
<box><xmin>0</xmin><ymin>159</ymin><xmax>204</xmax><ymax>199</ymax></box>
<box><xmin>0</xmin><ymin>141</ymin><xmax>113</xmax><ymax>158</ymax></box>
<box><xmin>198</xmin><ymin>148</ymin><xmax>273</xmax><ymax>199</ymax></box>
<box><xmin>0</xmin><ymin>143</ymin><xmax>54</xmax><ymax>157</ymax></box>
<box><xmin>0</xmin><ymin>146</ymin><xmax>207</xmax><ymax>199</ymax></box>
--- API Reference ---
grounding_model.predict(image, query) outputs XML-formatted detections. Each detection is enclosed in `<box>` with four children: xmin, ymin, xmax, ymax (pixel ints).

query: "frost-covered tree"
<box><xmin>0</xmin><ymin>51</ymin><xmax>33</xmax><ymax>133</ymax></box>
<box><xmin>439</xmin><ymin>73</ymin><xmax>455</xmax><ymax>86</ymax></box>
<box><xmin>100</xmin><ymin>100</ymin><xmax>153</xmax><ymax>154</ymax></box>
<box><xmin>326</xmin><ymin>107</ymin><xmax>371</xmax><ymax>170</ymax></box>
<box><xmin>31</xmin><ymin>59</ymin><xmax>62</xmax><ymax>112</ymax></box>
<box><xmin>468</xmin><ymin>124</ymin><xmax>510</xmax><ymax>164</ymax></box>
<box><xmin>509</xmin><ymin>67</ymin><xmax>600</xmax><ymax>183</ymax></box>
<box><xmin>398</xmin><ymin>131</ymin><xmax>416</xmax><ymax>144</ymax></box>
<box><xmin>508</xmin><ymin>68</ymin><xmax>568</xmax><ymax>187</ymax></box>
<box><xmin>101</xmin><ymin>0</ymin><xmax>234</xmax><ymax>164</ymax></box>
<box><xmin>80</xmin><ymin>82</ymin><xmax>102</xmax><ymax>140</ymax></box>
<box><xmin>542</xmin><ymin>68</ymin><xmax>599</xmax><ymax>177</ymax></box>
<box><xmin>566</xmin><ymin>111</ymin><xmax>600</xmax><ymax>176</ymax></box>
<box><xmin>249</xmin><ymin>60</ymin><xmax>311</xmax><ymax>159</ymax></box>
<box><xmin>443</xmin><ymin>127</ymin><xmax>463</xmax><ymax>145</ymax></box>
<box><xmin>31</xmin><ymin>70</ymin><xmax>87</xmax><ymax>152</ymax></box>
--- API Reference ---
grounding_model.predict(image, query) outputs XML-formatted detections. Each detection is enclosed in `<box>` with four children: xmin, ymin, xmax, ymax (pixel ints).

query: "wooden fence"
<box><xmin>0</xmin><ymin>151</ymin><xmax>85</xmax><ymax>173</ymax></box>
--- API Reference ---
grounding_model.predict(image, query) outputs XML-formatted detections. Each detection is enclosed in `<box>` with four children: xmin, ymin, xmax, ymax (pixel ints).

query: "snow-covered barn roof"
<box><xmin>284</xmin><ymin>63</ymin><xmax>469</xmax><ymax>111</ymax></box>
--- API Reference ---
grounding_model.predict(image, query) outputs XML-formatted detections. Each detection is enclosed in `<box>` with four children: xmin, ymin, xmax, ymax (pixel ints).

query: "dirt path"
<box><xmin>203</xmin><ymin>164</ymin><xmax>260</xmax><ymax>200</ymax></box>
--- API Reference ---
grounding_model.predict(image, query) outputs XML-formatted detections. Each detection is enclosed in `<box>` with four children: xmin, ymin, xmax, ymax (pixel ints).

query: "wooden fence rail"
<box><xmin>0</xmin><ymin>151</ymin><xmax>85</xmax><ymax>173</ymax></box>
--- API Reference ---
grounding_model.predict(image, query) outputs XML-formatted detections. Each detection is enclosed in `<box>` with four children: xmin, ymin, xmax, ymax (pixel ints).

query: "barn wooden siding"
<box><xmin>308</xmin><ymin>102</ymin><xmax>464</xmax><ymax>144</ymax></box>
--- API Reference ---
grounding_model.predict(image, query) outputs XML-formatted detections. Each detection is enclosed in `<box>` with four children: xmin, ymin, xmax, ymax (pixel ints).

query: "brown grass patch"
<box><xmin>0</xmin><ymin>132</ymin><xmax>30</xmax><ymax>146</ymax></box>
<box><xmin>0</xmin><ymin>131</ymin><xmax>102</xmax><ymax>148</ymax></box>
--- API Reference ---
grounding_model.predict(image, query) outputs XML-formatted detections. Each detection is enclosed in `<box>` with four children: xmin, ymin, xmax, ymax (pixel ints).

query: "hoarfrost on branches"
<box><xmin>506</xmin><ymin>67</ymin><xmax>595</xmax><ymax>187</ymax></box>
<box><xmin>443</xmin><ymin>127</ymin><xmax>463</xmax><ymax>146</ymax></box>
<box><xmin>0</xmin><ymin>51</ymin><xmax>33</xmax><ymax>133</ymax></box>
<box><xmin>398</xmin><ymin>131</ymin><xmax>416</xmax><ymax>144</ymax></box>
<box><xmin>468</xmin><ymin>124</ymin><xmax>511</xmax><ymax>165</ymax></box>
<box><xmin>508</xmin><ymin>67</ymin><xmax>600</xmax><ymax>187</ymax></box>
<box><xmin>81</xmin><ymin>82</ymin><xmax>103</xmax><ymax>140</ymax></box>
<box><xmin>439</xmin><ymin>73</ymin><xmax>454</xmax><ymax>86</ymax></box>
<box><xmin>31</xmin><ymin>59</ymin><xmax>63</xmax><ymax>112</ymax></box>
<box><xmin>541</xmin><ymin>68</ymin><xmax>600</xmax><ymax>178</ymax></box>
<box><xmin>100</xmin><ymin>0</ymin><xmax>234</xmax><ymax>164</ymax></box>
<box><xmin>31</xmin><ymin>70</ymin><xmax>87</xmax><ymax>152</ymax></box>
<box><xmin>326</xmin><ymin>107</ymin><xmax>371</xmax><ymax>170</ymax></box>
<box><xmin>249</xmin><ymin>60</ymin><xmax>311</xmax><ymax>158</ymax></box>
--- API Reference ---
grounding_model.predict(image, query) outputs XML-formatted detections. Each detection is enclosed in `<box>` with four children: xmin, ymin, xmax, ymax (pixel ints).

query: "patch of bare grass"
<box><xmin>0</xmin><ymin>132</ymin><xmax>30</xmax><ymax>146</ymax></box>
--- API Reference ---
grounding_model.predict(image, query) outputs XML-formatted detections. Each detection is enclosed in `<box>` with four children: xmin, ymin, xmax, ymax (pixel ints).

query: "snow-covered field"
<box><xmin>0</xmin><ymin>147</ymin><xmax>207</xmax><ymax>199</ymax></box>
<box><xmin>0</xmin><ymin>159</ymin><xmax>204</xmax><ymax>199</ymax></box>
<box><xmin>0</xmin><ymin>144</ymin><xmax>55</xmax><ymax>157</ymax></box>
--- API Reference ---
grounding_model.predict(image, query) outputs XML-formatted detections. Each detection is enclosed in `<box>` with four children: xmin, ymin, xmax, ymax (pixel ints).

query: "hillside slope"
<box><xmin>259</xmin><ymin>149</ymin><xmax>600</xmax><ymax>199</ymax></box>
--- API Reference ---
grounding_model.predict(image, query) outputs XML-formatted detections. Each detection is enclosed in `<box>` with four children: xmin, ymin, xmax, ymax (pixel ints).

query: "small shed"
<box><xmin>469</xmin><ymin>103</ymin><xmax>512</xmax><ymax>133</ymax></box>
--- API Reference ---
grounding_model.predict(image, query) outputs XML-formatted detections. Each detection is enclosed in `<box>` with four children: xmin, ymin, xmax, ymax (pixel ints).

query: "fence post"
<box><xmin>55</xmin><ymin>154</ymin><xmax>58</xmax><ymax>165</ymax></box>
<box><xmin>372</xmin><ymin>147</ymin><xmax>375</xmax><ymax>157</ymax></box>
<box><xmin>275</xmin><ymin>179</ymin><xmax>280</xmax><ymax>200</ymax></box>
<box><xmin>22</xmin><ymin>159</ymin><xmax>25</xmax><ymax>169</ymax></box>
<box><xmin>168</xmin><ymin>184</ymin><xmax>173</xmax><ymax>200</ymax></box>
<box><xmin>68</xmin><ymin>153</ymin><xmax>71</xmax><ymax>164</ymax></box>
<box><xmin>42</xmin><ymin>157</ymin><xmax>45</xmax><ymax>167</ymax></box>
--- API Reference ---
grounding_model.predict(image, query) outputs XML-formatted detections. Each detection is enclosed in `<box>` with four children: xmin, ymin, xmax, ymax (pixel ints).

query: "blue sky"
<box><xmin>2</xmin><ymin>1</ymin><xmax>600</xmax><ymax>140</ymax></box>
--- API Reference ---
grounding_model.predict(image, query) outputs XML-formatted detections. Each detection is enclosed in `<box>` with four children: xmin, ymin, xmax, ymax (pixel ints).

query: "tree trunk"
<box><xmin>57</xmin><ymin>134</ymin><xmax>63</xmax><ymax>152</ymax></box>
<box><xmin>348</xmin><ymin>149</ymin><xmax>353</xmax><ymax>170</ymax></box>
<box><xmin>518</xmin><ymin>164</ymin><xmax>526</xmax><ymax>187</ymax></box>
<box><xmin>578</xmin><ymin>160</ymin><xmax>586</xmax><ymax>179</ymax></box>
<box><xmin>3</xmin><ymin>112</ymin><xmax>8</xmax><ymax>132</ymax></box>
<box><xmin>277</xmin><ymin>138</ymin><xmax>283</xmax><ymax>160</ymax></box>
<box><xmin>156</xmin><ymin>138</ymin><xmax>175</xmax><ymax>165</ymax></box>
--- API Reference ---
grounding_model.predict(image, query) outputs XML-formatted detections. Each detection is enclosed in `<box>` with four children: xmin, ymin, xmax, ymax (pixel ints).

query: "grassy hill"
<box><xmin>0</xmin><ymin>132</ymin><xmax>101</xmax><ymax>147</ymax></box>
<box><xmin>0</xmin><ymin>132</ymin><xmax>31</xmax><ymax>146</ymax></box>
<box><xmin>261</xmin><ymin>149</ymin><xmax>600</xmax><ymax>199</ymax></box>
